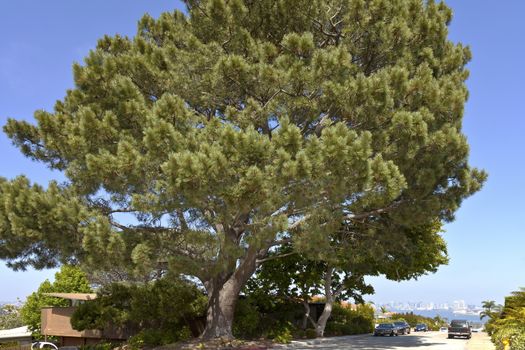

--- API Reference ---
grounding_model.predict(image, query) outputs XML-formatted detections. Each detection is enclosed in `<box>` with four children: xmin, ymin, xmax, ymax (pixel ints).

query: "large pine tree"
<box><xmin>1</xmin><ymin>0</ymin><xmax>485</xmax><ymax>339</ymax></box>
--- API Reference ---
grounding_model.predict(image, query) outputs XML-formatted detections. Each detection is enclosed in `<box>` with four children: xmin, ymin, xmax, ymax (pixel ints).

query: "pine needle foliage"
<box><xmin>1</xmin><ymin>0</ymin><xmax>485</xmax><ymax>338</ymax></box>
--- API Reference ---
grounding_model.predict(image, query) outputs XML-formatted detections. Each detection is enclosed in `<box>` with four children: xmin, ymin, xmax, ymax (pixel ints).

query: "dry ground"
<box><xmin>152</xmin><ymin>331</ymin><xmax>495</xmax><ymax>350</ymax></box>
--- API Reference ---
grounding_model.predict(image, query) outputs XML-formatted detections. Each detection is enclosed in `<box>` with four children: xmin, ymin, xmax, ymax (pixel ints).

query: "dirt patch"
<box><xmin>466</xmin><ymin>333</ymin><xmax>495</xmax><ymax>350</ymax></box>
<box><xmin>153</xmin><ymin>338</ymin><xmax>275</xmax><ymax>350</ymax></box>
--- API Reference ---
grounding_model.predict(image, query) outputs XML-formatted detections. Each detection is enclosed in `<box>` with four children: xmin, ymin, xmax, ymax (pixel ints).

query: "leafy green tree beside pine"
<box><xmin>249</xmin><ymin>220</ymin><xmax>447</xmax><ymax>337</ymax></box>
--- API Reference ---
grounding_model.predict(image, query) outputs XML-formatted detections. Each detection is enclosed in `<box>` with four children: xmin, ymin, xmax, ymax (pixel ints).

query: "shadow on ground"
<box><xmin>275</xmin><ymin>333</ymin><xmax>449</xmax><ymax>349</ymax></box>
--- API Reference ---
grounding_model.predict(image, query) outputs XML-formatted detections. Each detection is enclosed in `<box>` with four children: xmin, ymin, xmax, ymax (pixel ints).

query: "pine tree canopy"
<box><xmin>1</xmin><ymin>0</ymin><xmax>485</xmax><ymax>337</ymax></box>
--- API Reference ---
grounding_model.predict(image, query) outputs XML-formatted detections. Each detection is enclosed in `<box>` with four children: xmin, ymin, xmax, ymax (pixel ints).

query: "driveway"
<box><xmin>274</xmin><ymin>331</ymin><xmax>495</xmax><ymax>350</ymax></box>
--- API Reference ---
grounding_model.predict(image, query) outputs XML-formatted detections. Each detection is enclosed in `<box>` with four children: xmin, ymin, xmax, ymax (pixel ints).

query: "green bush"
<box><xmin>325</xmin><ymin>303</ymin><xmax>374</xmax><ymax>336</ymax></box>
<box><xmin>492</xmin><ymin>325</ymin><xmax>525</xmax><ymax>350</ymax></box>
<box><xmin>292</xmin><ymin>329</ymin><xmax>305</xmax><ymax>338</ymax></box>
<box><xmin>488</xmin><ymin>288</ymin><xmax>525</xmax><ymax>350</ymax></box>
<box><xmin>72</xmin><ymin>277</ymin><xmax>205</xmax><ymax>346</ymax></box>
<box><xmin>0</xmin><ymin>304</ymin><xmax>23</xmax><ymax>330</ymax></box>
<box><xmin>272</xmin><ymin>324</ymin><xmax>293</xmax><ymax>344</ymax></box>
<box><xmin>80</xmin><ymin>342</ymin><xmax>115</xmax><ymax>350</ymax></box>
<box><xmin>232</xmin><ymin>295</ymin><xmax>303</xmax><ymax>340</ymax></box>
<box><xmin>389</xmin><ymin>312</ymin><xmax>447</xmax><ymax>330</ymax></box>
<box><xmin>305</xmin><ymin>328</ymin><xmax>317</xmax><ymax>339</ymax></box>
<box><xmin>128</xmin><ymin>327</ymin><xmax>192</xmax><ymax>348</ymax></box>
<box><xmin>232</xmin><ymin>298</ymin><xmax>261</xmax><ymax>339</ymax></box>
<box><xmin>292</xmin><ymin>328</ymin><xmax>316</xmax><ymax>339</ymax></box>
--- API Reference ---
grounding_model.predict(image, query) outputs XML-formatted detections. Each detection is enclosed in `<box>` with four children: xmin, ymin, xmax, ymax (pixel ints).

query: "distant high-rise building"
<box><xmin>452</xmin><ymin>300</ymin><xmax>467</xmax><ymax>310</ymax></box>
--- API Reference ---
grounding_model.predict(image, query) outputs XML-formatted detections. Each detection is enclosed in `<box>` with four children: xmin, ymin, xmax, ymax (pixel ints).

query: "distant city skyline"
<box><xmin>1</xmin><ymin>1</ymin><xmax>524</xmax><ymax>304</ymax></box>
<box><xmin>374</xmin><ymin>299</ymin><xmax>481</xmax><ymax>311</ymax></box>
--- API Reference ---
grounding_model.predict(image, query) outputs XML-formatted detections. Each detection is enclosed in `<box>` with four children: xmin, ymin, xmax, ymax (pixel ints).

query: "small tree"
<box><xmin>489</xmin><ymin>289</ymin><xmax>525</xmax><ymax>350</ymax></box>
<box><xmin>0</xmin><ymin>304</ymin><xmax>24</xmax><ymax>330</ymax></box>
<box><xmin>246</xmin><ymin>245</ymin><xmax>324</xmax><ymax>331</ymax></box>
<box><xmin>251</xmin><ymin>219</ymin><xmax>447</xmax><ymax>337</ymax></box>
<box><xmin>20</xmin><ymin>265</ymin><xmax>92</xmax><ymax>337</ymax></box>
<box><xmin>247</xmin><ymin>244</ymin><xmax>373</xmax><ymax>335</ymax></box>
<box><xmin>1</xmin><ymin>0</ymin><xmax>485</xmax><ymax>339</ymax></box>
<box><xmin>480</xmin><ymin>300</ymin><xmax>503</xmax><ymax>321</ymax></box>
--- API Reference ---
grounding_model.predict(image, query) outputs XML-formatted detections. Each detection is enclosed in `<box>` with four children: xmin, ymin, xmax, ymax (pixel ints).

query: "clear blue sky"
<box><xmin>0</xmin><ymin>1</ymin><xmax>523</xmax><ymax>305</ymax></box>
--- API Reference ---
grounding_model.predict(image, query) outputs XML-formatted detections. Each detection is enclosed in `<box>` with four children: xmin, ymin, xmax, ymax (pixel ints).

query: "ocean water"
<box><xmin>391</xmin><ymin>309</ymin><xmax>486</xmax><ymax>324</ymax></box>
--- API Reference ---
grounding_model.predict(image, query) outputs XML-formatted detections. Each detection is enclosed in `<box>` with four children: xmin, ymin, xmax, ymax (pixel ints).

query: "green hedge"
<box><xmin>0</xmin><ymin>344</ymin><xmax>31</xmax><ymax>350</ymax></box>
<box><xmin>388</xmin><ymin>312</ymin><xmax>448</xmax><ymax>330</ymax></box>
<box><xmin>233</xmin><ymin>298</ymin><xmax>375</xmax><ymax>339</ymax></box>
<box><xmin>232</xmin><ymin>298</ymin><xmax>303</xmax><ymax>340</ymax></box>
<box><xmin>324</xmin><ymin>304</ymin><xmax>375</xmax><ymax>336</ymax></box>
<box><xmin>488</xmin><ymin>288</ymin><xmax>525</xmax><ymax>350</ymax></box>
<box><xmin>71</xmin><ymin>278</ymin><xmax>206</xmax><ymax>347</ymax></box>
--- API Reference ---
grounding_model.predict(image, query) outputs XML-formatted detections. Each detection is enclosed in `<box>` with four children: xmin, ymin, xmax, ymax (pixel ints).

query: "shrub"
<box><xmin>488</xmin><ymin>288</ymin><xmax>525</xmax><ymax>350</ymax></box>
<box><xmin>304</xmin><ymin>329</ymin><xmax>317</xmax><ymax>339</ymax></box>
<box><xmin>80</xmin><ymin>342</ymin><xmax>115</xmax><ymax>350</ymax></box>
<box><xmin>272</xmin><ymin>325</ymin><xmax>293</xmax><ymax>344</ymax></box>
<box><xmin>292</xmin><ymin>329</ymin><xmax>305</xmax><ymax>339</ymax></box>
<box><xmin>232</xmin><ymin>295</ymin><xmax>303</xmax><ymax>340</ymax></box>
<box><xmin>389</xmin><ymin>312</ymin><xmax>447</xmax><ymax>330</ymax></box>
<box><xmin>232</xmin><ymin>298</ymin><xmax>261</xmax><ymax>339</ymax></box>
<box><xmin>325</xmin><ymin>303</ymin><xmax>374</xmax><ymax>336</ymax></box>
<box><xmin>0</xmin><ymin>304</ymin><xmax>23</xmax><ymax>330</ymax></box>
<box><xmin>72</xmin><ymin>277</ymin><xmax>205</xmax><ymax>345</ymax></box>
<box><xmin>492</xmin><ymin>325</ymin><xmax>525</xmax><ymax>350</ymax></box>
<box><xmin>128</xmin><ymin>327</ymin><xmax>192</xmax><ymax>348</ymax></box>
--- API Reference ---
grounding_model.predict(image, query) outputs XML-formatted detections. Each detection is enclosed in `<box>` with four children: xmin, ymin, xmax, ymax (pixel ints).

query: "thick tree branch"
<box><xmin>109</xmin><ymin>220</ymin><xmax>176</xmax><ymax>234</ymax></box>
<box><xmin>268</xmin><ymin>238</ymin><xmax>292</xmax><ymax>247</ymax></box>
<box><xmin>261</xmin><ymin>89</ymin><xmax>283</xmax><ymax>110</ymax></box>
<box><xmin>107</xmin><ymin>208</ymin><xmax>137</xmax><ymax>214</ymax></box>
<box><xmin>288</xmin><ymin>214</ymin><xmax>311</xmax><ymax>231</ymax></box>
<box><xmin>333</xmin><ymin>281</ymin><xmax>347</xmax><ymax>299</ymax></box>
<box><xmin>324</xmin><ymin>265</ymin><xmax>334</xmax><ymax>302</ymax></box>
<box><xmin>109</xmin><ymin>220</ymin><xmax>128</xmax><ymax>231</ymax></box>
<box><xmin>302</xmin><ymin>299</ymin><xmax>318</xmax><ymax>328</ymax></box>
<box><xmin>175</xmin><ymin>209</ymin><xmax>188</xmax><ymax>231</ymax></box>
<box><xmin>345</xmin><ymin>201</ymin><xmax>404</xmax><ymax>221</ymax></box>
<box><xmin>256</xmin><ymin>251</ymin><xmax>296</xmax><ymax>265</ymax></box>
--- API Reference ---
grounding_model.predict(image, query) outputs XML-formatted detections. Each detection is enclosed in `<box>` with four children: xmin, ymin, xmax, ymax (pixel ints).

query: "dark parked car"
<box><xmin>374</xmin><ymin>323</ymin><xmax>399</xmax><ymax>336</ymax></box>
<box><xmin>393</xmin><ymin>321</ymin><xmax>411</xmax><ymax>335</ymax></box>
<box><xmin>448</xmin><ymin>319</ymin><xmax>471</xmax><ymax>339</ymax></box>
<box><xmin>415</xmin><ymin>323</ymin><xmax>428</xmax><ymax>332</ymax></box>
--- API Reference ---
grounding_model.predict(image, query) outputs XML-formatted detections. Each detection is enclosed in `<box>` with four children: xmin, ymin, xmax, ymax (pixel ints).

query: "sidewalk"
<box><xmin>466</xmin><ymin>333</ymin><xmax>495</xmax><ymax>350</ymax></box>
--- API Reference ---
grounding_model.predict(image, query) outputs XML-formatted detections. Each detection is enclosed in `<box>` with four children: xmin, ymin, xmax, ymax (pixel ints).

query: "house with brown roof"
<box><xmin>41</xmin><ymin>293</ymin><xmax>128</xmax><ymax>347</ymax></box>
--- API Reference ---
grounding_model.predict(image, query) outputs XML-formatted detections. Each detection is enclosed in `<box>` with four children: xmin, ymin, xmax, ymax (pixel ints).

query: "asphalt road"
<box><xmin>274</xmin><ymin>331</ymin><xmax>494</xmax><ymax>350</ymax></box>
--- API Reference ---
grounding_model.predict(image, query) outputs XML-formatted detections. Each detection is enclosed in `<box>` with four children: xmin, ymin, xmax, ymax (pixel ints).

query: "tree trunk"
<box><xmin>302</xmin><ymin>299</ymin><xmax>314</xmax><ymax>330</ymax></box>
<box><xmin>201</xmin><ymin>244</ymin><xmax>263</xmax><ymax>340</ymax></box>
<box><xmin>315</xmin><ymin>299</ymin><xmax>333</xmax><ymax>337</ymax></box>
<box><xmin>201</xmin><ymin>277</ymin><xmax>238</xmax><ymax>340</ymax></box>
<box><xmin>315</xmin><ymin>266</ymin><xmax>339</xmax><ymax>337</ymax></box>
